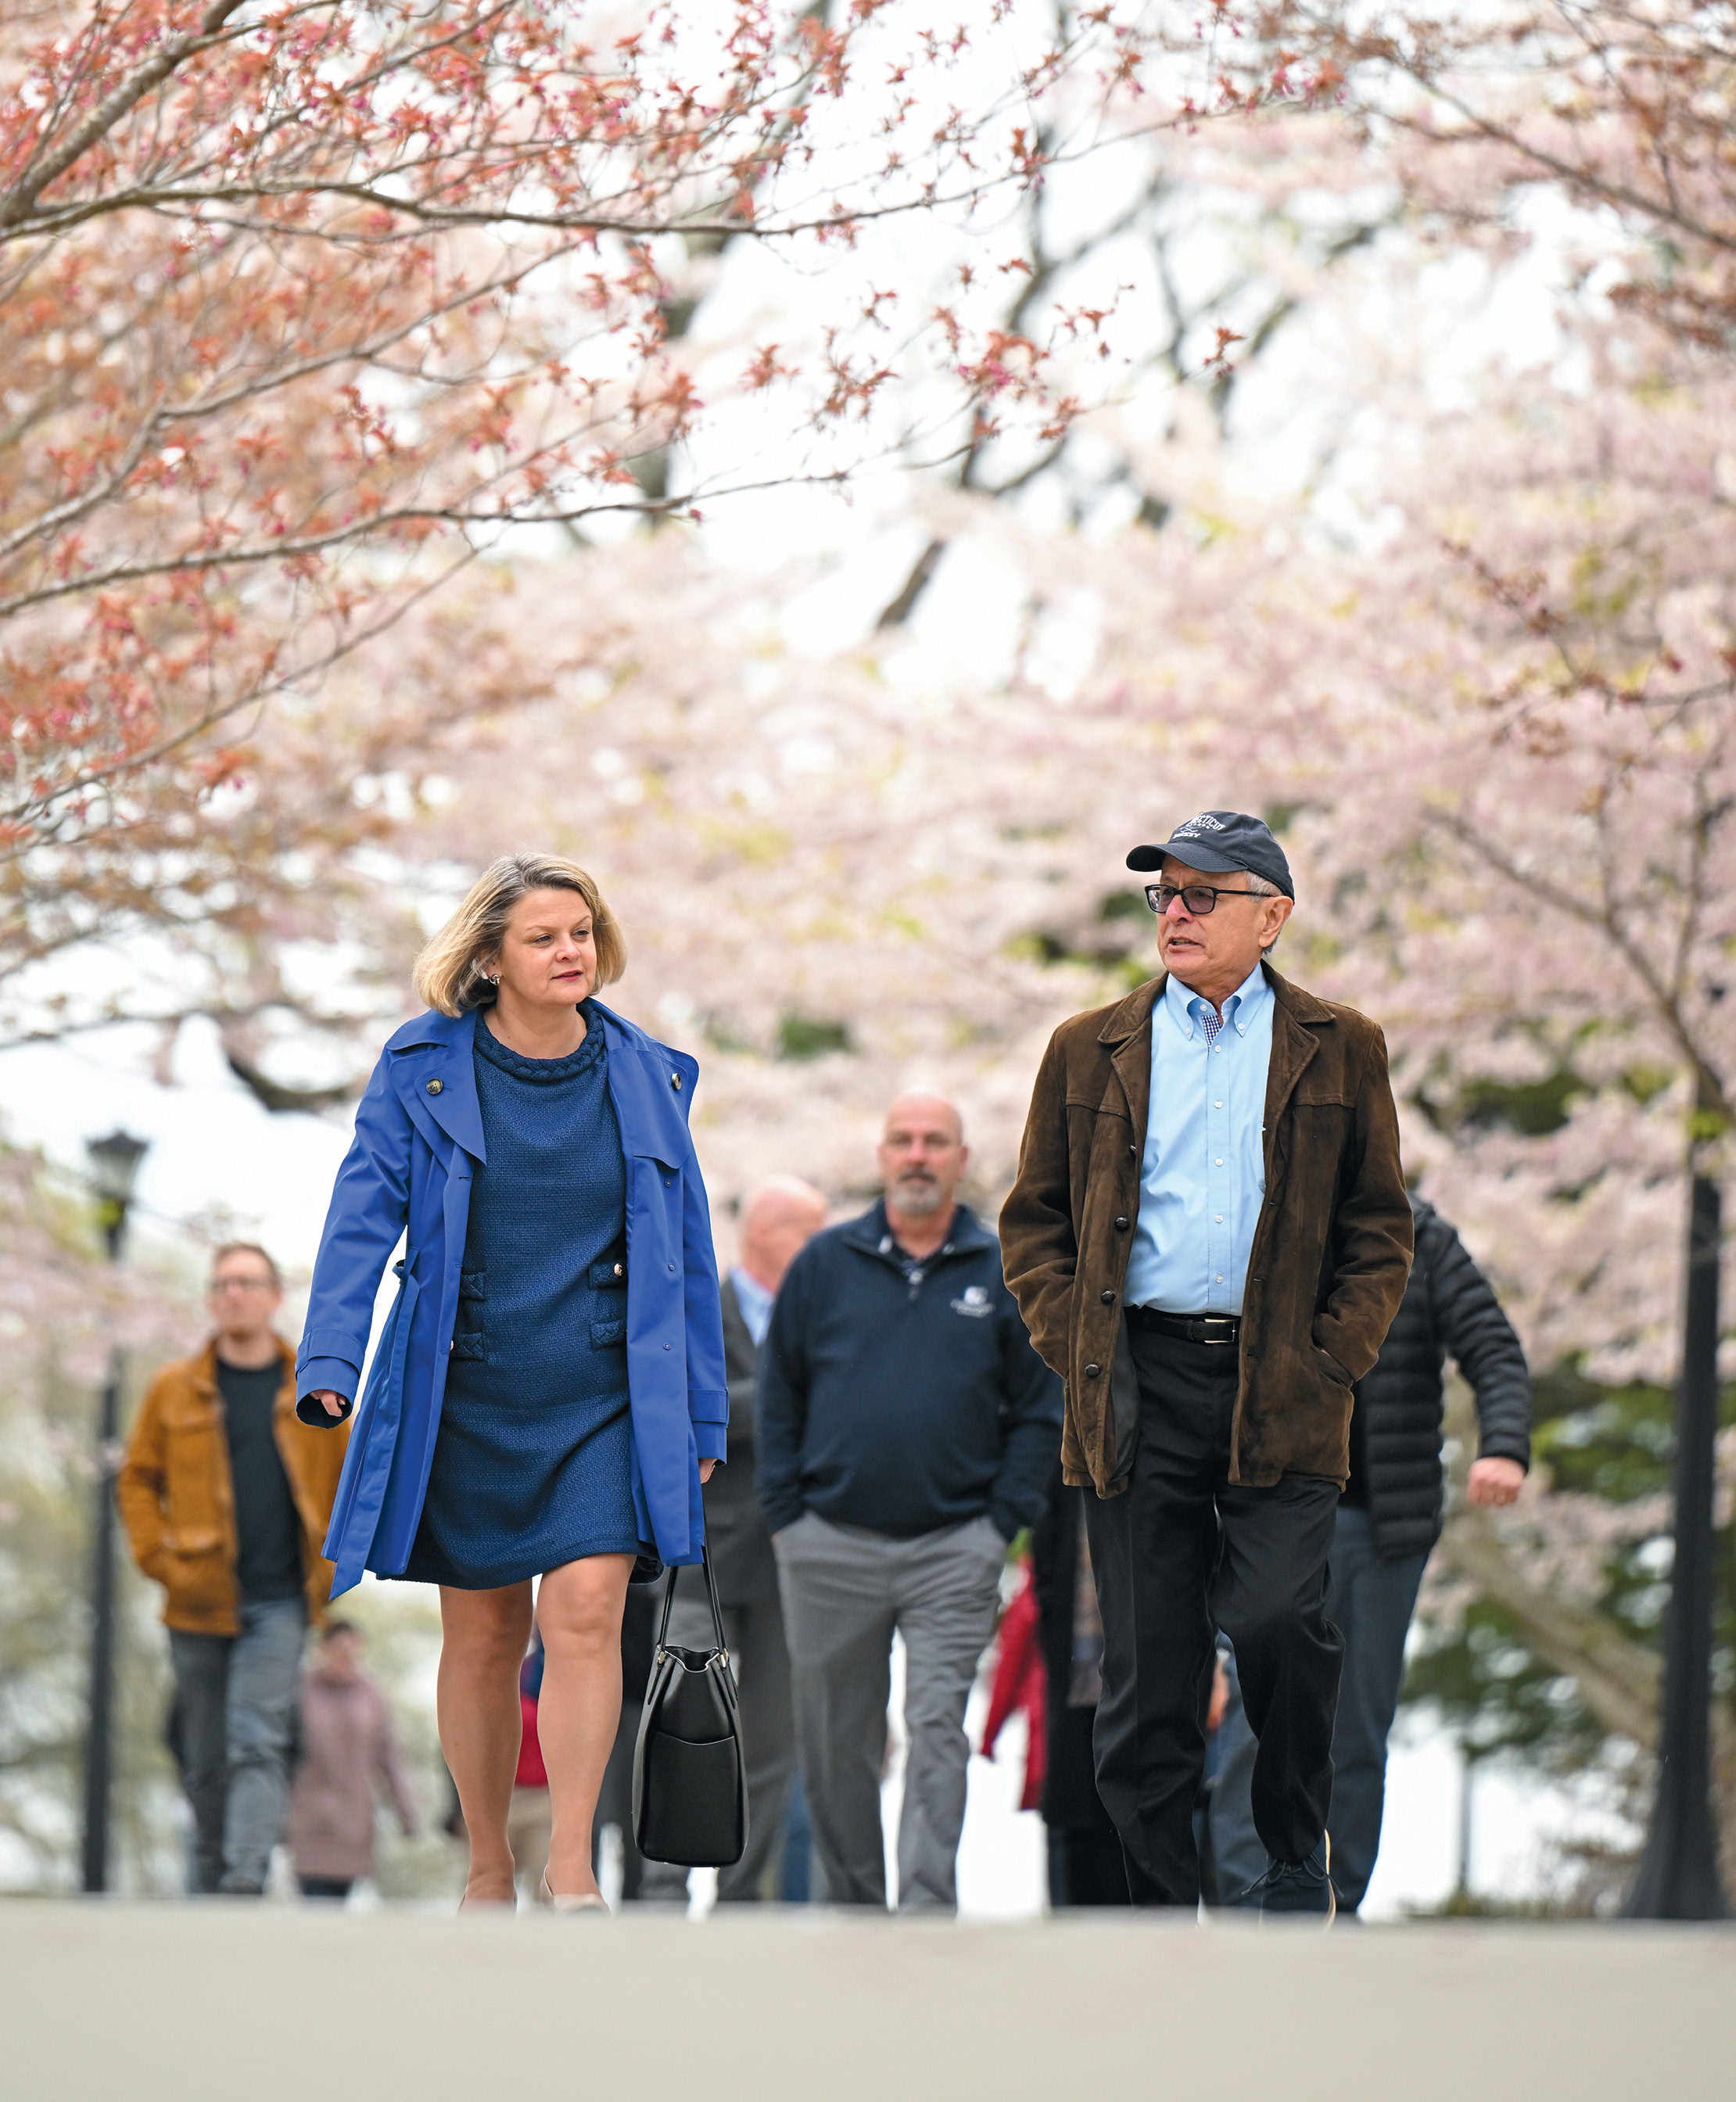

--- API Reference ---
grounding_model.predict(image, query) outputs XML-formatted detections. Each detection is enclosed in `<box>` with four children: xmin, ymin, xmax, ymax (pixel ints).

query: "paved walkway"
<box><xmin>6</xmin><ymin>1901</ymin><xmax>1731</xmax><ymax>2099</ymax></box>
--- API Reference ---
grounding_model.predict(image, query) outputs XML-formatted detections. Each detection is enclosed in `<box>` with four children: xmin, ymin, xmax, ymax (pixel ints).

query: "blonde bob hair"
<box><xmin>413</xmin><ymin>854</ymin><xmax>627</xmax><ymax>1017</ymax></box>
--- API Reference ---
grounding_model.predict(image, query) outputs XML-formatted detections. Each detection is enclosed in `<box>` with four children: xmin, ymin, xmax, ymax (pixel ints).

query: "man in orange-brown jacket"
<box><xmin>117</xmin><ymin>1243</ymin><xmax>349</xmax><ymax>1894</ymax></box>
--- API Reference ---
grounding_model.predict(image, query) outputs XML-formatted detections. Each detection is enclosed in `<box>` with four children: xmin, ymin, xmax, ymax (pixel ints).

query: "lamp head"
<box><xmin>87</xmin><ymin>1129</ymin><xmax>149</xmax><ymax>1207</ymax></box>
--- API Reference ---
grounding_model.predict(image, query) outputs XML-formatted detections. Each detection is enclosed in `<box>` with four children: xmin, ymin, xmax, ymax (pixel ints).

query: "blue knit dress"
<box><xmin>400</xmin><ymin>1005</ymin><xmax>646</xmax><ymax>1588</ymax></box>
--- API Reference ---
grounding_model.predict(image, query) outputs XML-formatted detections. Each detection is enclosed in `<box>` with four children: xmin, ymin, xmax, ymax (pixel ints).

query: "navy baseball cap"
<box><xmin>1126</xmin><ymin>810</ymin><xmax>1294</xmax><ymax>899</ymax></box>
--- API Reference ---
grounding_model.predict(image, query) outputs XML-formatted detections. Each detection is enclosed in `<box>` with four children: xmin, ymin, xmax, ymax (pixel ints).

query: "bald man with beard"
<box><xmin>757</xmin><ymin>1094</ymin><xmax>1063</xmax><ymax>1911</ymax></box>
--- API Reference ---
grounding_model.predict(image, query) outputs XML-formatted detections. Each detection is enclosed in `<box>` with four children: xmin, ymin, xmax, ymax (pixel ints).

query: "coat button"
<box><xmin>614</xmin><ymin>1263</ymin><xmax>624</xmax><ymax>1278</ymax></box>
<box><xmin>1100</xmin><ymin>1290</ymin><xmax>1116</xmax><ymax>1304</ymax></box>
<box><xmin>1085</xmin><ymin>1363</ymin><xmax>1101</xmax><ymax>1379</ymax></box>
<box><xmin>426</xmin><ymin>1078</ymin><xmax>443</xmax><ymax>1095</ymax></box>
<box><xmin>671</xmin><ymin>1071</ymin><xmax>682</xmax><ymax>1090</ymax></box>
<box><xmin>1114</xmin><ymin>1215</ymin><xmax>1129</xmax><ymax>1232</ymax></box>
<box><xmin>663</xmin><ymin>1342</ymin><xmax>671</xmax><ymax>1351</ymax></box>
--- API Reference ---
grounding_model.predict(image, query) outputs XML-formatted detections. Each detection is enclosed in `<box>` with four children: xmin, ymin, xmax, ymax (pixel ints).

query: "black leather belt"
<box><xmin>1126</xmin><ymin>1307</ymin><xmax>1242</xmax><ymax>1346</ymax></box>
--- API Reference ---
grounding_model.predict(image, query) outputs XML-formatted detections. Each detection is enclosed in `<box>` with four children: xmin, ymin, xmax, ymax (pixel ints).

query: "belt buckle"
<box><xmin>1200</xmin><ymin>1315</ymin><xmax>1236</xmax><ymax>1345</ymax></box>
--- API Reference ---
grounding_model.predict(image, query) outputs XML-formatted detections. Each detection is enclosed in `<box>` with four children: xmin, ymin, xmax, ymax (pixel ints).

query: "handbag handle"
<box><xmin>655</xmin><ymin>1537</ymin><xmax>729</xmax><ymax>1661</ymax></box>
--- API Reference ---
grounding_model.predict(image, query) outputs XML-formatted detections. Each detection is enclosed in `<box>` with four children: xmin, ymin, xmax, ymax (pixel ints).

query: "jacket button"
<box><xmin>1085</xmin><ymin>1363</ymin><xmax>1102</xmax><ymax>1379</ymax></box>
<box><xmin>614</xmin><ymin>1262</ymin><xmax>624</xmax><ymax>1278</ymax></box>
<box><xmin>1114</xmin><ymin>1215</ymin><xmax>1129</xmax><ymax>1232</ymax></box>
<box><xmin>425</xmin><ymin>1078</ymin><xmax>443</xmax><ymax>1095</ymax></box>
<box><xmin>1100</xmin><ymin>1290</ymin><xmax>1116</xmax><ymax>1304</ymax></box>
<box><xmin>672</xmin><ymin>1071</ymin><xmax>683</xmax><ymax>1090</ymax></box>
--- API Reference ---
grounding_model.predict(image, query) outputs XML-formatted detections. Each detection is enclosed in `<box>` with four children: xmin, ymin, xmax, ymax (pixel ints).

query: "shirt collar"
<box><xmin>1162</xmin><ymin>960</ymin><xmax>1270</xmax><ymax>1042</ymax></box>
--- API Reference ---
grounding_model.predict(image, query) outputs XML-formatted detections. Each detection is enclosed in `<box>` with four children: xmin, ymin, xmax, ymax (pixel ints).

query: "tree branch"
<box><xmin>0</xmin><ymin>2</ymin><xmax>252</xmax><ymax>233</ymax></box>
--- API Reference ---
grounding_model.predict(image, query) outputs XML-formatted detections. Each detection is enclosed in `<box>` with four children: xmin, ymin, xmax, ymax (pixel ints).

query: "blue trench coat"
<box><xmin>294</xmin><ymin>1002</ymin><xmax>729</xmax><ymax>1598</ymax></box>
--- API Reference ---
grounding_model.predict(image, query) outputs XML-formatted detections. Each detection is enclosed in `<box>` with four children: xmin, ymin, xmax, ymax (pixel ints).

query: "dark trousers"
<box><xmin>1044</xmin><ymin>1705</ymin><xmax>1128</xmax><ymax>1907</ymax></box>
<box><xmin>1047</xmin><ymin>1824</ymin><xmax>1132</xmax><ymax>1907</ymax></box>
<box><xmin>167</xmin><ymin>1598</ymin><xmax>305</xmax><ymax>1894</ymax></box>
<box><xmin>1211</xmin><ymin>1505</ymin><xmax>1428</xmax><ymax>1910</ymax></box>
<box><xmin>1083</xmin><ymin>1326</ymin><xmax>1343</xmax><ymax>1907</ymax></box>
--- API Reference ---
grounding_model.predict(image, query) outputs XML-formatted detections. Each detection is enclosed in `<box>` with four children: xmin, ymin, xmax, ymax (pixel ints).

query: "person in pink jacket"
<box><xmin>288</xmin><ymin>1620</ymin><xmax>419</xmax><ymax>1899</ymax></box>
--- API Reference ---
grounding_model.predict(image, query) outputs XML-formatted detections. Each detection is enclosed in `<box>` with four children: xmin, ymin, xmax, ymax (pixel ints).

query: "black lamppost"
<box><xmin>1623</xmin><ymin>1166</ymin><xmax>1729</xmax><ymax>1920</ymax></box>
<box><xmin>81</xmin><ymin>1128</ymin><xmax>150</xmax><ymax>1896</ymax></box>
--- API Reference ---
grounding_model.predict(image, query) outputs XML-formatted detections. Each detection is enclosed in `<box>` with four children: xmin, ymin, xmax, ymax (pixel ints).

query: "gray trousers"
<box><xmin>1211</xmin><ymin>1504</ymin><xmax>1429</xmax><ymax>1910</ymax></box>
<box><xmin>167</xmin><ymin>1598</ymin><xmax>307</xmax><ymax>1892</ymax></box>
<box><xmin>775</xmin><ymin>1511</ymin><xmax>1006</xmax><ymax>1912</ymax></box>
<box><xmin>639</xmin><ymin>1584</ymin><xmax>798</xmax><ymax>1903</ymax></box>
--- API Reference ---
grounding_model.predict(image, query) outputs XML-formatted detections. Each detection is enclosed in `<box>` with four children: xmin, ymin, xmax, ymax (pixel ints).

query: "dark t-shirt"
<box><xmin>217</xmin><ymin>1359</ymin><xmax>304</xmax><ymax>1603</ymax></box>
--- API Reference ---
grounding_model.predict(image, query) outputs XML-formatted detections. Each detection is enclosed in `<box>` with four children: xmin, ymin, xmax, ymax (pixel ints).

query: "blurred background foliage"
<box><xmin>0</xmin><ymin>1150</ymin><xmax>461</xmax><ymax>1899</ymax></box>
<box><xmin>1399</xmin><ymin>1371</ymin><xmax>1736</xmax><ymax>1910</ymax></box>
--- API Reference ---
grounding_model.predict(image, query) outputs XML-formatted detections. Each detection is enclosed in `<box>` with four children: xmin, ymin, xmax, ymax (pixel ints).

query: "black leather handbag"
<box><xmin>631</xmin><ymin>1544</ymin><xmax>748</xmax><ymax>1867</ymax></box>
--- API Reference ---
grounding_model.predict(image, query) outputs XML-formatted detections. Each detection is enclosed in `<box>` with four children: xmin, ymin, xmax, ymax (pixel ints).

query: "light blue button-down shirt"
<box><xmin>1124</xmin><ymin>963</ymin><xmax>1274</xmax><ymax>1316</ymax></box>
<box><xmin>730</xmin><ymin>1264</ymin><xmax>775</xmax><ymax>1347</ymax></box>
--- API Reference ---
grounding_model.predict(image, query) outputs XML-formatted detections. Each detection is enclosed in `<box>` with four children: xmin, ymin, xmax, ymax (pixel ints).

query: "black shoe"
<box><xmin>1239</xmin><ymin>1835</ymin><xmax>1336</xmax><ymax>1923</ymax></box>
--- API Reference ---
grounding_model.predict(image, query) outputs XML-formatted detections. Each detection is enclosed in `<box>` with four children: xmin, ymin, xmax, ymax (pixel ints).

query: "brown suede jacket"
<box><xmin>116</xmin><ymin>1337</ymin><xmax>349</xmax><ymax>1635</ymax></box>
<box><xmin>1000</xmin><ymin>965</ymin><xmax>1412</xmax><ymax>1495</ymax></box>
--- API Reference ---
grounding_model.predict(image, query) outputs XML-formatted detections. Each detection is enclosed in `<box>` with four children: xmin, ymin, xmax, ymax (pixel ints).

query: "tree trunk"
<box><xmin>1435</xmin><ymin>1505</ymin><xmax>1736</xmax><ymax>1879</ymax></box>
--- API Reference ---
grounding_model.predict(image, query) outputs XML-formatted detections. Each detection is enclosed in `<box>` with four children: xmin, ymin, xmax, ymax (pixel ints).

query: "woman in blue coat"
<box><xmin>299</xmin><ymin>853</ymin><xmax>728</xmax><ymax>1910</ymax></box>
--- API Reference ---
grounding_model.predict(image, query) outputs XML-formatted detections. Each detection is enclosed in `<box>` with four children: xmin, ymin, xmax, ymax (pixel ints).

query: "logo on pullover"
<box><xmin>950</xmin><ymin>1285</ymin><xmax>993</xmax><ymax>1318</ymax></box>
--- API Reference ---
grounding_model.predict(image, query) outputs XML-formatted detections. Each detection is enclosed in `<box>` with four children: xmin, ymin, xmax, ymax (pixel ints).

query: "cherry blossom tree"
<box><xmin>1</xmin><ymin>0</ymin><xmax>1189</xmax><ymax>1044</ymax></box>
<box><xmin>1234</xmin><ymin>0</ymin><xmax>1736</xmax><ymax>353</ymax></box>
<box><xmin>8</xmin><ymin>0</ymin><xmax>1734</xmax><ymax>1892</ymax></box>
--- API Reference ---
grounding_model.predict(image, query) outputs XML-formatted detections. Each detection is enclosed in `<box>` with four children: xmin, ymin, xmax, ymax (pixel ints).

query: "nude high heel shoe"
<box><xmin>539</xmin><ymin>1873</ymin><xmax>609</xmax><ymax>1914</ymax></box>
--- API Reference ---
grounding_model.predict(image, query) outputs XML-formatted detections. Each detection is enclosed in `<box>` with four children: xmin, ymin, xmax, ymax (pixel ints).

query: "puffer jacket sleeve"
<box><xmin>1422</xmin><ymin>1207</ymin><xmax>1531</xmax><ymax>1470</ymax></box>
<box><xmin>295</xmin><ymin>1052</ymin><xmax>413</xmax><ymax>1424</ymax></box>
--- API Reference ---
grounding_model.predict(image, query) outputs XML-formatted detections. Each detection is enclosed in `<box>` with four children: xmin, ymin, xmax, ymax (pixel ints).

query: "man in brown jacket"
<box><xmin>1002</xmin><ymin>811</ymin><xmax>1411</xmax><ymax>1917</ymax></box>
<box><xmin>117</xmin><ymin>1243</ymin><xmax>348</xmax><ymax>1893</ymax></box>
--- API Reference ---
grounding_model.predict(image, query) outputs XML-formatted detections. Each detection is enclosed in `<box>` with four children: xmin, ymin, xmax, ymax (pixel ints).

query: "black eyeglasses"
<box><xmin>1143</xmin><ymin>883</ymin><xmax>1263</xmax><ymax>916</ymax></box>
<box><xmin>1143</xmin><ymin>887</ymin><xmax>1261</xmax><ymax>920</ymax></box>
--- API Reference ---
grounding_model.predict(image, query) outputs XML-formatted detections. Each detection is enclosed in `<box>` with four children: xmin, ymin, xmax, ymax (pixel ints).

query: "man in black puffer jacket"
<box><xmin>1211</xmin><ymin>1196</ymin><xmax>1531</xmax><ymax>1912</ymax></box>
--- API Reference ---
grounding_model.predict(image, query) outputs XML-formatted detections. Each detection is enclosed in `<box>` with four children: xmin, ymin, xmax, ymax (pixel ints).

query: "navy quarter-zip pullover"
<box><xmin>755</xmin><ymin>1200</ymin><xmax>1063</xmax><ymax>1541</ymax></box>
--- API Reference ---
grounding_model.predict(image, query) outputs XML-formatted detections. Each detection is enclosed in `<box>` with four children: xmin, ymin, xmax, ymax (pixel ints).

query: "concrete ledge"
<box><xmin>7</xmin><ymin>1901</ymin><xmax>1733</xmax><ymax>2100</ymax></box>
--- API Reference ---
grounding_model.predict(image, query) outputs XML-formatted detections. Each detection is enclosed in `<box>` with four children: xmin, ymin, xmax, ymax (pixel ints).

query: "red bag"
<box><xmin>979</xmin><ymin>1555</ymin><xmax>1046</xmax><ymax>1813</ymax></box>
